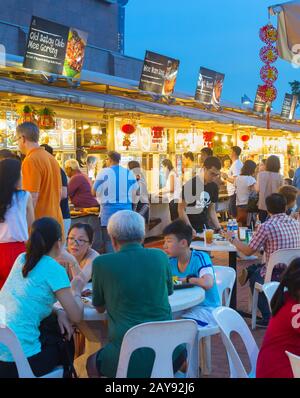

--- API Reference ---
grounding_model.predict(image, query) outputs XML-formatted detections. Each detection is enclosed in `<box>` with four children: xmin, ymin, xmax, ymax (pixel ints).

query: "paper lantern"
<box><xmin>260</xmin><ymin>65</ymin><xmax>278</xmax><ymax>85</ymax></box>
<box><xmin>18</xmin><ymin>105</ymin><xmax>37</xmax><ymax>125</ymax></box>
<box><xmin>121</xmin><ymin>123</ymin><xmax>136</xmax><ymax>134</ymax></box>
<box><xmin>203</xmin><ymin>131</ymin><xmax>215</xmax><ymax>142</ymax></box>
<box><xmin>241</xmin><ymin>134</ymin><xmax>250</xmax><ymax>142</ymax></box>
<box><xmin>259</xmin><ymin>24</ymin><xmax>278</xmax><ymax>44</ymax></box>
<box><xmin>259</xmin><ymin>45</ymin><xmax>278</xmax><ymax>64</ymax></box>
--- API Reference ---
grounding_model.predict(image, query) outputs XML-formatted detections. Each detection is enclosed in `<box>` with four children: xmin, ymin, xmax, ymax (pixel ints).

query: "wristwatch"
<box><xmin>186</xmin><ymin>274</ymin><xmax>194</xmax><ymax>283</ymax></box>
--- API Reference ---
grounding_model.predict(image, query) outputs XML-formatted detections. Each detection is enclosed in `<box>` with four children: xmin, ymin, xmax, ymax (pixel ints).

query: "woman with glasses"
<box><xmin>57</xmin><ymin>223</ymin><xmax>99</xmax><ymax>284</ymax></box>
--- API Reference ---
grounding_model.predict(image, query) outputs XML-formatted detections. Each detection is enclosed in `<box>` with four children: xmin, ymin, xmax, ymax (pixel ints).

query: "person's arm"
<box><xmin>61</xmin><ymin>186</ymin><xmax>68</xmax><ymax>200</ymax></box>
<box><xmin>57</xmin><ymin>250</ymin><xmax>82</xmax><ymax>280</ymax></box>
<box><xmin>223</xmin><ymin>233</ymin><xmax>257</xmax><ymax>256</ymax></box>
<box><xmin>22</xmin><ymin>159</ymin><xmax>41</xmax><ymax>208</ymax></box>
<box><xmin>92</xmin><ymin>260</ymin><xmax>106</xmax><ymax>313</ymax></box>
<box><xmin>78</xmin><ymin>250</ymin><xmax>99</xmax><ymax>284</ymax></box>
<box><xmin>26</xmin><ymin>193</ymin><xmax>35</xmax><ymax>230</ymax></box>
<box><xmin>208</xmin><ymin>203</ymin><xmax>221</xmax><ymax>230</ymax></box>
<box><xmin>223</xmin><ymin>223</ymin><xmax>267</xmax><ymax>256</ymax></box>
<box><xmin>67</xmin><ymin>176</ymin><xmax>77</xmax><ymax>199</ymax></box>
<box><xmin>178</xmin><ymin>200</ymin><xmax>197</xmax><ymax>237</ymax></box>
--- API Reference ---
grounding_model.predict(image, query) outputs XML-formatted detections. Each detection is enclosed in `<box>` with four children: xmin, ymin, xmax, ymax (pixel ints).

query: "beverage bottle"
<box><xmin>232</xmin><ymin>219</ymin><xmax>239</xmax><ymax>238</ymax></box>
<box><xmin>255</xmin><ymin>220</ymin><xmax>261</xmax><ymax>232</ymax></box>
<box><xmin>227</xmin><ymin>219</ymin><xmax>233</xmax><ymax>232</ymax></box>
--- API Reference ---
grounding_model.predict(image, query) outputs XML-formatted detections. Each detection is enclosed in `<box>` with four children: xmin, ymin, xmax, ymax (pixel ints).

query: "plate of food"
<box><xmin>63</xmin><ymin>28</ymin><xmax>88</xmax><ymax>78</ymax></box>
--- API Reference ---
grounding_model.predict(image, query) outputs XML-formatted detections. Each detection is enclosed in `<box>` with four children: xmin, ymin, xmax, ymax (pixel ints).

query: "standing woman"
<box><xmin>235</xmin><ymin>160</ymin><xmax>257</xmax><ymax>227</ymax></box>
<box><xmin>160</xmin><ymin>159</ymin><xmax>181</xmax><ymax>221</ymax></box>
<box><xmin>256</xmin><ymin>155</ymin><xmax>283</xmax><ymax>223</ymax></box>
<box><xmin>0</xmin><ymin>159</ymin><xmax>34</xmax><ymax>289</ymax></box>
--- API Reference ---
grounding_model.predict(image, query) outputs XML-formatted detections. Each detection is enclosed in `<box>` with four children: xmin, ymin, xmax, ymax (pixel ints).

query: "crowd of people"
<box><xmin>1</xmin><ymin>121</ymin><xmax>300</xmax><ymax>378</ymax></box>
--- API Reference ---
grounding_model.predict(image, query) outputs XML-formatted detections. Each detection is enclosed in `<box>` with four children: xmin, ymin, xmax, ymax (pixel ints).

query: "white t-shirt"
<box><xmin>227</xmin><ymin>159</ymin><xmax>243</xmax><ymax>196</ymax></box>
<box><xmin>0</xmin><ymin>191</ymin><xmax>30</xmax><ymax>243</ymax></box>
<box><xmin>235</xmin><ymin>175</ymin><xmax>256</xmax><ymax>206</ymax></box>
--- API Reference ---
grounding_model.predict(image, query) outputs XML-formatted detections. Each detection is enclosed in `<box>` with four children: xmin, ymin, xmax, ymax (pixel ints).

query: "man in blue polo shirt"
<box><xmin>93</xmin><ymin>151</ymin><xmax>138</xmax><ymax>253</ymax></box>
<box><xmin>163</xmin><ymin>219</ymin><xmax>220</xmax><ymax>326</ymax></box>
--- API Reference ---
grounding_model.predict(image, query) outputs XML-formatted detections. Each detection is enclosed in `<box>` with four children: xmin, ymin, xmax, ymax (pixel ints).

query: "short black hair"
<box><xmin>266</xmin><ymin>193</ymin><xmax>287</xmax><ymax>215</ymax></box>
<box><xmin>0</xmin><ymin>149</ymin><xmax>20</xmax><ymax>161</ymax></box>
<box><xmin>107</xmin><ymin>150</ymin><xmax>121</xmax><ymax>163</ymax></box>
<box><xmin>204</xmin><ymin>156</ymin><xmax>222</xmax><ymax>170</ymax></box>
<box><xmin>162</xmin><ymin>159</ymin><xmax>174</xmax><ymax>171</ymax></box>
<box><xmin>241</xmin><ymin>160</ymin><xmax>257</xmax><ymax>176</ymax></box>
<box><xmin>68</xmin><ymin>222</ymin><xmax>94</xmax><ymax>244</ymax></box>
<box><xmin>266</xmin><ymin>155</ymin><xmax>281</xmax><ymax>173</ymax></box>
<box><xmin>183</xmin><ymin>151</ymin><xmax>194</xmax><ymax>162</ymax></box>
<box><xmin>201</xmin><ymin>147</ymin><xmax>213</xmax><ymax>157</ymax></box>
<box><xmin>163</xmin><ymin>220</ymin><xmax>193</xmax><ymax>246</ymax></box>
<box><xmin>40</xmin><ymin>144</ymin><xmax>54</xmax><ymax>155</ymax></box>
<box><xmin>231</xmin><ymin>146</ymin><xmax>242</xmax><ymax>157</ymax></box>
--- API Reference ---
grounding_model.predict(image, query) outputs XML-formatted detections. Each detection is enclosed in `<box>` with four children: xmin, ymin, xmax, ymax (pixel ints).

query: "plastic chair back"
<box><xmin>286</xmin><ymin>351</ymin><xmax>300</xmax><ymax>378</ymax></box>
<box><xmin>116</xmin><ymin>320</ymin><xmax>198</xmax><ymax>378</ymax></box>
<box><xmin>265</xmin><ymin>248</ymin><xmax>300</xmax><ymax>283</ymax></box>
<box><xmin>214</xmin><ymin>266</ymin><xmax>236</xmax><ymax>307</ymax></box>
<box><xmin>213</xmin><ymin>307</ymin><xmax>259</xmax><ymax>378</ymax></box>
<box><xmin>262</xmin><ymin>282</ymin><xmax>280</xmax><ymax>311</ymax></box>
<box><xmin>0</xmin><ymin>325</ymin><xmax>35</xmax><ymax>378</ymax></box>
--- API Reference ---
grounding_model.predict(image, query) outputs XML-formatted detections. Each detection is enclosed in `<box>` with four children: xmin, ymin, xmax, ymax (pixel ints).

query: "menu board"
<box><xmin>139</xmin><ymin>51</ymin><xmax>179</xmax><ymax>96</ymax></box>
<box><xmin>253</xmin><ymin>85</ymin><xmax>268</xmax><ymax>114</ymax></box>
<box><xmin>281</xmin><ymin>93</ymin><xmax>298</xmax><ymax>120</ymax></box>
<box><xmin>23</xmin><ymin>16</ymin><xmax>88</xmax><ymax>78</ymax></box>
<box><xmin>195</xmin><ymin>67</ymin><xmax>225</xmax><ymax>108</ymax></box>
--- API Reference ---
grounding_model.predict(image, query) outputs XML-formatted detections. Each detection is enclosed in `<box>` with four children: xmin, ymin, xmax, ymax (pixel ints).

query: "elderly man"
<box><xmin>86</xmin><ymin>210</ymin><xmax>185</xmax><ymax>378</ymax></box>
<box><xmin>65</xmin><ymin>159</ymin><xmax>99</xmax><ymax>209</ymax></box>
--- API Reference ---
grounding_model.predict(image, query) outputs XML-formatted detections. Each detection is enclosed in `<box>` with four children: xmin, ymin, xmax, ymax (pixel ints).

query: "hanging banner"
<box><xmin>253</xmin><ymin>85</ymin><xmax>268</xmax><ymax>113</ymax></box>
<box><xmin>195</xmin><ymin>67</ymin><xmax>225</xmax><ymax>108</ymax></box>
<box><xmin>23</xmin><ymin>16</ymin><xmax>88</xmax><ymax>78</ymax></box>
<box><xmin>139</xmin><ymin>50</ymin><xmax>180</xmax><ymax>96</ymax></box>
<box><xmin>281</xmin><ymin>93</ymin><xmax>298</xmax><ymax>119</ymax></box>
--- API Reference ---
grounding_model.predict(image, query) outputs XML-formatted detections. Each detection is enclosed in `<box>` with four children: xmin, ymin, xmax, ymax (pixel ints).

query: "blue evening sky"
<box><xmin>125</xmin><ymin>0</ymin><xmax>300</xmax><ymax>112</ymax></box>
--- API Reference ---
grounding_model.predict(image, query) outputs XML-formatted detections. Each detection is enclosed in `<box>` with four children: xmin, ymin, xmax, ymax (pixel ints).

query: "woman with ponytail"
<box><xmin>0</xmin><ymin>217</ymin><xmax>85</xmax><ymax>377</ymax></box>
<box><xmin>0</xmin><ymin>158</ymin><xmax>34</xmax><ymax>289</ymax></box>
<box><xmin>256</xmin><ymin>258</ymin><xmax>300</xmax><ymax>378</ymax></box>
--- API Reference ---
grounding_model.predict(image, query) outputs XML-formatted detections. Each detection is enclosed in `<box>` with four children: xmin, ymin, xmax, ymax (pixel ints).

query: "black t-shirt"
<box><xmin>60</xmin><ymin>168</ymin><xmax>70</xmax><ymax>219</ymax></box>
<box><xmin>181</xmin><ymin>176</ymin><xmax>219</xmax><ymax>232</ymax></box>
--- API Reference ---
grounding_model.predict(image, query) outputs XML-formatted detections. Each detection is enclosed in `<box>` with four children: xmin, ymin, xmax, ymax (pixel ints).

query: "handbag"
<box><xmin>247</xmin><ymin>191</ymin><xmax>259</xmax><ymax>213</ymax></box>
<box><xmin>39</xmin><ymin>313</ymin><xmax>78</xmax><ymax>378</ymax></box>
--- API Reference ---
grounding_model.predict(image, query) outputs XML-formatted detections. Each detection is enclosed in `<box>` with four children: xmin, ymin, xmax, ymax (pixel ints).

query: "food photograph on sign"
<box><xmin>195</xmin><ymin>67</ymin><xmax>225</xmax><ymax>108</ymax></box>
<box><xmin>63</xmin><ymin>28</ymin><xmax>88</xmax><ymax>78</ymax></box>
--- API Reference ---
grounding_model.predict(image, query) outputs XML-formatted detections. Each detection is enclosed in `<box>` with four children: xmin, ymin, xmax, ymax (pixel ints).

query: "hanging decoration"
<box><xmin>240</xmin><ymin>134</ymin><xmax>250</xmax><ymax>150</ymax></box>
<box><xmin>37</xmin><ymin>107</ymin><xmax>55</xmax><ymax>130</ymax></box>
<box><xmin>203</xmin><ymin>131</ymin><xmax>215</xmax><ymax>148</ymax></box>
<box><xmin>259</xmin><ymin>23</ymin><xmax>278</xmax><ymax>129</ymax></box>
<box><xmin>17</xmin><ymin>105</ymin><xmax>37</xmax><ymax>125</ymax></box>
<box><xmin>120</xmin><ymin>120</ymin><xmax>137</xmax><ymax>150</ymax></box>
<box><xmin>151</xmin><ymin>126</ymin><xmax>164</xmax><ymax>143</ymax></box>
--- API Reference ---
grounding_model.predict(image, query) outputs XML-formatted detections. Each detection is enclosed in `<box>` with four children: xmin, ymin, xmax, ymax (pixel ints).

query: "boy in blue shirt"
<box><xmin>163</xmin><ymin>220</ymin><xmax>220</xmax><ymax>326</ymax></box>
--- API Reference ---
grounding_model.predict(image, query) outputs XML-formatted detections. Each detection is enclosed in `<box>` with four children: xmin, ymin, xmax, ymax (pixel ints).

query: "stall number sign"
<box><xmin>23</xmin><ymin>16</ymin><xmax>88</xmax><ymax>78</ymax></box>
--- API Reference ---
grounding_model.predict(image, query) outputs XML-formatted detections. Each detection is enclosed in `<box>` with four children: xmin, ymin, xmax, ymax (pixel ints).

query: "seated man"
<box><xmin>278</xmin><ymin>185</ymin><xmax>298</xmax><ymax>216</ymax></box>
<box><xmin>223</xmin><ymin>193</ymin><xmax>300</xmax><ymax>328</ymax></box>
<box><xmin>163</xmin><ymin>219</ymin><xmax>220</xmax><ymax>327</ymax></box>
<box><xmin>86</xmin><ymin>210</ymin><xmax>185</xmax><ymax>378</ymax></box>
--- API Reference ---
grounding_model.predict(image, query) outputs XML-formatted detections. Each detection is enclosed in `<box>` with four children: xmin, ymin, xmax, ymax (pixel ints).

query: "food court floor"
<box><xmin>144</xmin><ymin>239</ymin><xmax>265</xmax><ymax>378</ymax></box>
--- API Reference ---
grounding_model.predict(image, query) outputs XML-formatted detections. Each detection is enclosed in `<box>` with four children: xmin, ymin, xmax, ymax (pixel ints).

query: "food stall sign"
<box><xmin>195</xmin><ymin>67</ymin><xmax>225</xmax><ymax>108</ymax></box>
<box><xmin>253</xmin><ymin>85</ymin><xmax>269</xmax><ymax>114</ymax></box>
<box><xmin>139</xmin><ymin>50</ymin><xmax>180</xmax><ymax>96</ymax></box>
<box><xmin>281</xmin><ymin>93</ymin><xmax>298</xmax><ymax>120</ymax></box>
<box><xmin>23</xmin><ymin>16</ymin><xmax>88</xmax><ymax>78</ymax></box>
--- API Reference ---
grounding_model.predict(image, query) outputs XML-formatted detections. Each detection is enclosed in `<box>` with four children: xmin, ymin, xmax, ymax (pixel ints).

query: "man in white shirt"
<box><xmin>221</xmin><ymin>146</ymin><xmax>243</xmax><ymax>218</ymax></box>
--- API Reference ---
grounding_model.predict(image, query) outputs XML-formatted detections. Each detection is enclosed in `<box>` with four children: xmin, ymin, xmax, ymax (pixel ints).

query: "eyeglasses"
<box><xmin>66</xmin><ymin>237</ymin><xmax>90</xmax><ymax>246</ymax></box>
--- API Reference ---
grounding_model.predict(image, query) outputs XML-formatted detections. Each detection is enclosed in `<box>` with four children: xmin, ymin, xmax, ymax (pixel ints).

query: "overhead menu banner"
<box><xmin>195</xmin><ymin>67</ymin><xmax>225</xmax><ymax>108</ymax></box>
<box><xmin>281</xmin><ymin>93</ymin><xmax>298</xmax><ymax>120</ymax></box>
<box><xmin>253</xmin><ymin>85</ymin><xmax>268</xmax><ymax>114</ymax></box>
<box><xmin>139</xmin><ymin>51</ymin><xmax>180</xmax><ymax>96</ymax></box>
<box><xmin>23</xmin><ymin>16</ymin><xmax>88</xmax><ymax>78</ymax></box>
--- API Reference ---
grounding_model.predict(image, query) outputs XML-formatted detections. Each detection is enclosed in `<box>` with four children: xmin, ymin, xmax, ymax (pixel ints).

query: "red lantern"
<box><xmin>259</xmin><ymin>24</ymin><xmax>278</xmax><ymax>44</ymax></box>
<box><xmin>203</xmin><ymin>131</ymin><xmax>215</xmax><ymax>148</ymax></box>
<box><xmin>259</xmin><ymin>45</ymin><xmax>278</xmax><ymax>64</ymax></box>
<box><xmin>241</xmin><ymin>134</ymin><xmax>250</xmax><ymax>142</ymax></box>
<box><xmin>121</xmin><ymin>123</ymin><xmax>136</xmax><ymax>134</ymax></box>
<box><xmin>260</xmin><ymin>65</ymin><xmax>278</xmax><ymax>85</ymax></box>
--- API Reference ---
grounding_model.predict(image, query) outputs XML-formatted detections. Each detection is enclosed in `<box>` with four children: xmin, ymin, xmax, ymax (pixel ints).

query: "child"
<box><xmin>163</xmin><ymin>220</ymin><xmax>221</xmax><ymax>327</ymax></box>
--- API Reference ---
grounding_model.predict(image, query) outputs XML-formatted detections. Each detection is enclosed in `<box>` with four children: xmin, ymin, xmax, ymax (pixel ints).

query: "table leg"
<box><xmin>229</xmin><ymin>252</ymin><xmax>237</xmax><ymax>309</ymax></box>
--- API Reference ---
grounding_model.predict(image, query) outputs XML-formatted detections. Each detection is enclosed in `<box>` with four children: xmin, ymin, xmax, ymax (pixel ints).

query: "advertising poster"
<box><xmin>281</xmin><ymin>93</ymin><xmax>298</xmax><ymax>120</ymax></box>
<box><xmin>195</xmin><ymin>67</ymin><xmax>225</xmax><ymax>108</ymax></box>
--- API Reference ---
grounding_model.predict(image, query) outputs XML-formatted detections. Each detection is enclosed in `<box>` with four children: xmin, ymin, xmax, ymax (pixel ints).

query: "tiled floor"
<box><xmin>145</xmin><ymin>239</ymin><xmax>266</xmax><ymax>378</ymax></box>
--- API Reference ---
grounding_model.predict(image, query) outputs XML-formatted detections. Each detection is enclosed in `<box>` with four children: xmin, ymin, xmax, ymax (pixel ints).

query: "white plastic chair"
<box><xmin>262</xmin><ymin>282</ymin><xmax>279</xmax><ymax>311</ymax></box>
<box><xmin>286</xmin><ymin>351</ymin><xmax>300</xmax><ymax>378</ymax></box>
<box><xmin>0</xmin><ymin>325</ymin><xmax>63</xmax><ymax>378</ymax></box>
<box><xmin>115</xmin><ymin>320</ymin><xmax>198</xmax><ymax>378</ymax></box>
<box><xmin>213</xmin><ymin>307</ymin><xmax>259</xmax><ymax>378</ymax></box>
<box><xmin>252</xmin><ymin>248</ymin><xmax>300</xmax><ymax>329</ymax></box>
<box><xmin>198</xmin><ymin>266</ymin><xmax>236</xmax><ymax>376</ymax></box>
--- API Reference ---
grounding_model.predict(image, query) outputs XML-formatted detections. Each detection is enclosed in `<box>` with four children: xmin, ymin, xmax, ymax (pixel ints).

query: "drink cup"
<box><xmin>204</xmin><ymin>229</ymin><xmax>214</xmax><ymax>245</ymax></box>
<box><xmin>239</xmin><ymin>227</ymin><xmax>247</xmax><ymax>241</ymax></box>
